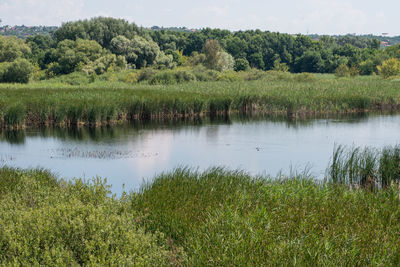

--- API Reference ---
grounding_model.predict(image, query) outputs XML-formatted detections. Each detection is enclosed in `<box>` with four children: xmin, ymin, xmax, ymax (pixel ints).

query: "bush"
<box><xmin>0</xmin><ymin>58</ymin><xmax>34</xmax><ymax>83</ymax></box>
<box><xmin>234</xmin><ymin>58</ymin><xmax>250</xmax><ymax>71</ymax></box>
<box><xmin>122</xmin><ymin>71</ymin><xmax>139</xmax><ymax>84</ymax></box>
<box><xmin>0</xmin><ymin>168</ymin><xmax>184</xmax><ymax>265</ymax></box>
<box><xmin>335</xmin><ymin>64</ymin><xmax>351</xmax><ymax>78</ymax></box>
<box><xmin>138</xmin><ymin>68</ymin><xmax>157</xmax><ymax>82</ymax></box>
<box><xmin>192</xmin><ymin>66</ymin><xmax>219</xmax><ymax>81</ymax></box>
<box><xmin>377</xmin><ymin>58</ymin><xmax>400</xmax><ymax>78</ymax></box>
<box><xmin>149</xmin><ymin>69</ymin><xmax>196</xmax><ymax>85</ymax></box>
<box><xmin>217</xmin><ymin>70</ymin><xmax>243</xmax><ymax>82</ymax></box>
<box><xmin>272</xmin><ymin>59</ymin><xmax>289</xmax><ymax>72</ymax></box>
<box><xmin>241</xmin><ymin>69</ymin><xmax>267</xmax><ymax>81</ymax></box>
<box><xmin>335</xmin><ymin>64</ymin><xmax>360</xmax><ymax>78</ymax></box>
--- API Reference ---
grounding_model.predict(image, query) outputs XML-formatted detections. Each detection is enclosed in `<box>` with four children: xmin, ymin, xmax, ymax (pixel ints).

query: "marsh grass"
<box><xmin>328</xmin><ymin>145</ymin><xmax>400</xmax><ymax>188</ymax></box>
<box><xmin>0</xmin><ymin>74</ymin><xmax>400</xmax><ymax>127</ymax></box>
<box><xmin>133</xmin><ymin>167</ymin><xmax>400</xmax><ymax>266</ymax></box>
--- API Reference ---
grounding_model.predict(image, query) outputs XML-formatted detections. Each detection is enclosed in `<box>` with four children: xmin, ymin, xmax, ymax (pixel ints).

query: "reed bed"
<box><xmin>328</xmin><ymin>145</ymin><xmax>400</xmax><ymax>188</ymax></box>
<box><xmin>1</xmin><ymin>74</ymin><xmax>400</xmax><ymax>128</ymax></box>
<box><xmin>2</xmin><ymin>166</ymin><xmax>400</xmax><ymax>265</ymax></box>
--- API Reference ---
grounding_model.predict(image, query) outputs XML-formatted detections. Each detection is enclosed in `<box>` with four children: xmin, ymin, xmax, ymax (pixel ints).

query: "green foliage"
<box><xmin>203</xmin><ymin>39</ymin><xmax>222</xmax><ymax>70</ymax></box>
<box><xmin>0</xmin><ymin>58</ymin><xmax>34</xmax><ymax>83</ymax></box>
<box><xmin>47</xmin><ymin>39</ymin><xmax>105</xmax><ymax>75</ymax></box>
<box><xmin>335</xmin><ymin>64</ymin><xmax>351</xmax><ymax>77</ymax></box>
<box><xmin>53</xmin><ymin>17</ymin><xmax>140</xmax><ymax>49</ymax></box>
<box><xmin>82</xmin><ymin>54</ymin><xmax>127</xmax><ymax>75</ymax></box>
<box><xmin>293</xmin><ymin>72</ymin><xmax>316</xmax><ymax>82</ymax></box>
<box><xmin>294</xmin><ymin>50</ymin><xmax>324</xmax><ymax>73</ymax></box>
<box><xmin>122</xmin><ymin>71</ymin><xmax>139</xmax><ymax>84</ymax></box>
<box><xmin>217</xmin><ymin>70</ymin><xmax>243</xmax><ymax>82</ymax></box>
<box><xmin>149</xmin><ymin>69</ymin><xmax>196</xmax><ymax>85</ymax></box>
<box><xmin>377</xmin><ymin>58</ymin><xmax>400</xmax><ymax>78</ymax></box>
<box><xmin>234</xmin><ymin>58</ymin><xmax>250</xmax><ymax>71</ymax></box>
<box><xmin>202</xmin><ymin>39</ymin><xmax>234</xmax><ymax>71</ymax></box>
<box><xmin>110</xmin><ymin>35</ymin><xmax>162</xmax><ymax>68</ymax></box>
<box><xmin>272</xmin><ymin>58</ymin><xmax>289</xmax><ymax>72</ymax></box>
<box><xmin>0</xmin><ymin>168</ymin><xmax>184</xmax><ymax>265</ymax></box>
<box><xmin>4</xmin><ymin>17</ymin><xmax>400</xmax><ymax>80</ymax></box>
<box><xmin>0</xmin><ymin>36</ymin><xmax>31</xmax><ymax>62</ymax></box>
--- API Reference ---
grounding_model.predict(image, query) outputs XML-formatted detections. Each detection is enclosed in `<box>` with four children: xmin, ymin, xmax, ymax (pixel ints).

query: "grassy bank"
<box><xmin>2</xmin><ymin>167</ymin><xmax>400</xmax><ymax>265</ymax></box>
<box><xmin>1</xmin><ymin>73</ymin><xmax>400</xmax><ymax>128</ymax></box>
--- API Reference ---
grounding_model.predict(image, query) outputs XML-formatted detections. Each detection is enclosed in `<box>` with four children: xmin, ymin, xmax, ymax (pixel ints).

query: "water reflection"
<box><xmin>0</xmin><ymin>113</ymin><xmax>374</xmax><ymax>144</ymax></box>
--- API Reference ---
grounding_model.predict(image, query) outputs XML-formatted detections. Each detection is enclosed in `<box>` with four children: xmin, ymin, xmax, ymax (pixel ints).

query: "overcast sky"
<box><xmin>0</xmin><ymin>0</ymin><xmax>398</xmax><ymax>35</ymax></box>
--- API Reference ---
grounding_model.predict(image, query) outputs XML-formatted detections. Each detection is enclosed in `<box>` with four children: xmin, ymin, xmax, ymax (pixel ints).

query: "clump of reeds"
<box><xmin>327</xmin><ymin>144</ymin><xmax>400</xmax><ymax>188</ymax></box>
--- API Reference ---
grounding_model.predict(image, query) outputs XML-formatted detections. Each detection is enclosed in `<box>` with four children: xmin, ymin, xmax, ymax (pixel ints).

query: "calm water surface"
<box><xmin>1</xmin><ymin>114</ymin><xmax>400</xmax><ymax>194</ymax></box>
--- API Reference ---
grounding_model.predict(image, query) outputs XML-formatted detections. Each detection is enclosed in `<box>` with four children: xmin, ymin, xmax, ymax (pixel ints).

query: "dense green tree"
<box><xmin>53</xmin><ymin>17</ymin><xmax>141</xmax><ymax>49</ymax></box>
<box><xmin>294</xmin><ymin>50</ymin><xmax>324</xmax><ymax>73</ymax></box>
<box><xmin>47</xmin><ymin>39</ymin><xmax>104</xmax><ymax>75</ymax></box>
<box><xmin>110</xmin><ymin>35</ymin><xmax>163</xmax><ymax>68</ymax></box>
<box><xmin>0</xmin><ymin>58</ymin><xmax>33</xmax><ymax>83</ymax></box>
<box><xmin>0</xmin><ymin>36</ymin><xmax>31</xmax><ymax>62</ymax></box>
<box><xmin>234</xmin><ymin>58</ymin><xmax>250</xmax><ymax>71</ymax></box>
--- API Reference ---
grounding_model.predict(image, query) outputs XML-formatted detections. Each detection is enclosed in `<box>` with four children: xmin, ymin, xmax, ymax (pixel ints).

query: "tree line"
<box><xmin>1</xmin><ymin>17</ymin><xmax>400</xmax><ymax>83</ymax></box>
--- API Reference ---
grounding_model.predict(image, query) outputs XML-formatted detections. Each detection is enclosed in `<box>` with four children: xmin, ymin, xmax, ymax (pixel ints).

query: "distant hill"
<box><xmin>0</xmin><ymin>25</ymin><xmax>57</xmax><ymax>39</ymax></box>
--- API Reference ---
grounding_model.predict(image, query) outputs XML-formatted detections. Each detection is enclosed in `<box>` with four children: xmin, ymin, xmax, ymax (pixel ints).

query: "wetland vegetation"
<box><xmin>2</xmin><ymin>162</ymin><xmax>400</xmax><ymax>265</ymax></box>
<box><xmin>1</xmin><ymin>73</ymin><xmax>400</xmax><ymax>128</ymax></box>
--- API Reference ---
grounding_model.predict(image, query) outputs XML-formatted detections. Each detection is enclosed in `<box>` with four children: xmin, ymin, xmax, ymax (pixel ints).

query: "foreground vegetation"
<box><xmin>1</xmin><ymin>73</ymin><xmax>400</xmax><ymax>128</ymax></box>
<box><xmin>2</xmin><ymin>165</ymin><xmax>400</xmax><ymax>265</ymax></box>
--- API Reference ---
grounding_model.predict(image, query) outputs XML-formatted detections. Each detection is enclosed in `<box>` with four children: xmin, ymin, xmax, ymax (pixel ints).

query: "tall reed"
<box><xmin>328</xmin><ymin>145</ymin><xmax>400</xmax><ymax>188</ymax></box>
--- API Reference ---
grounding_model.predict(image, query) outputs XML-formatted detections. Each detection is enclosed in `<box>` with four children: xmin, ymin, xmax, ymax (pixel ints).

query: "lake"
<box><xmin>1</xmin><ymin>113</ymin><xmax>400</xmax><ymax>195</ymax></box>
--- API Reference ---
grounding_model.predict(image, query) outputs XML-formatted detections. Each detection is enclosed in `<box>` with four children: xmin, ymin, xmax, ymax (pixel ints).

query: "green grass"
<box><xmin>3</xmin><ymin>166</ymin><xmax>400</xmax><ymax>265</ymax></box>
<box><xmin>1</xmin><ymin>73</ymin><xmax>400</xmax><ymax>127</ymax></box>
<box><xmin>328</xmin><ymin>145</ymin><xmax>400</xmax><ymax>188</ymax></box>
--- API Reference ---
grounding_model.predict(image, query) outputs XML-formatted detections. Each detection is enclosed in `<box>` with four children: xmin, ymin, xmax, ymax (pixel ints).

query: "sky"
<box><xmin>0</xmin><ymin>0</ymin><xmax>398</xmax><ymax>36</ymax></box>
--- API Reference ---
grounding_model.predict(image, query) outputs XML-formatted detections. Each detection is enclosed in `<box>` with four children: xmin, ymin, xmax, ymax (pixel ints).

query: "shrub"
<box><xmin>234</xmin><ymin>58</ymin><xmax>250</xmax><ymax>71</ymax></box>
<box><xmin>241</xmin><ymin>69</ymin><xmax>267</xmax><ymax>81</ymax></box>
<box><xmin>359</xmin><ymin>59</ymin><xmax>376</xmax><ymax>75</ymax></box>
<box><xmin>217</xmin><ymin>70</ymin><xmax>243</xmax><ymax>82</ymax></box>
<box><xmin>272</xmin><ymin>59</ymin><xmax>289</xmax><ymax>72</ymax></box>
<box><xmin>0</xmin><ymin>58</ymin><xmax>34</xmax><ymax>83</ymax></box>
<box><xmin>138</xmin><ymin>68</ymin><xmax>157</xmax><ymax>82</ymax></box>
<box><xmin>335</xmin><ymin>64</ymin><xmax>351</xmax><ymax>78</ymax></box>
<box><xmin>349</xmin><ymin>65</ymin><xmax>360</xmax><ymax>77</ymax></box>
<box><xmin>192</xmin><ymin>65</ymin><xmax>219</xmax><ymax>81</ymax></box>
<box><xmin>377</xmin><ymin>58</ymin><xmax>400</xmax><ymax>78</ymax></box>
<box><xmin>149</xmin><ymin>69</ymin><xmax>196</xmax><ymax>85</ymax></box>
<box><xmin>122</xmin><ymin>72</ymin><xmax>139</xmax><ymax>84</ymax></box>
<box><xmin>0</xmin><ymin>168</ymin><xmax>185</xmax><ymax>266</ymax></box>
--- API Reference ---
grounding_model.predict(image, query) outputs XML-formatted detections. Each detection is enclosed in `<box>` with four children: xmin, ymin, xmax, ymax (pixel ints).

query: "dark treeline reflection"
<box><xmin>0</xmin><ymin>113</ymin><xmax>375</xmax><ymax>145</ymax></box>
